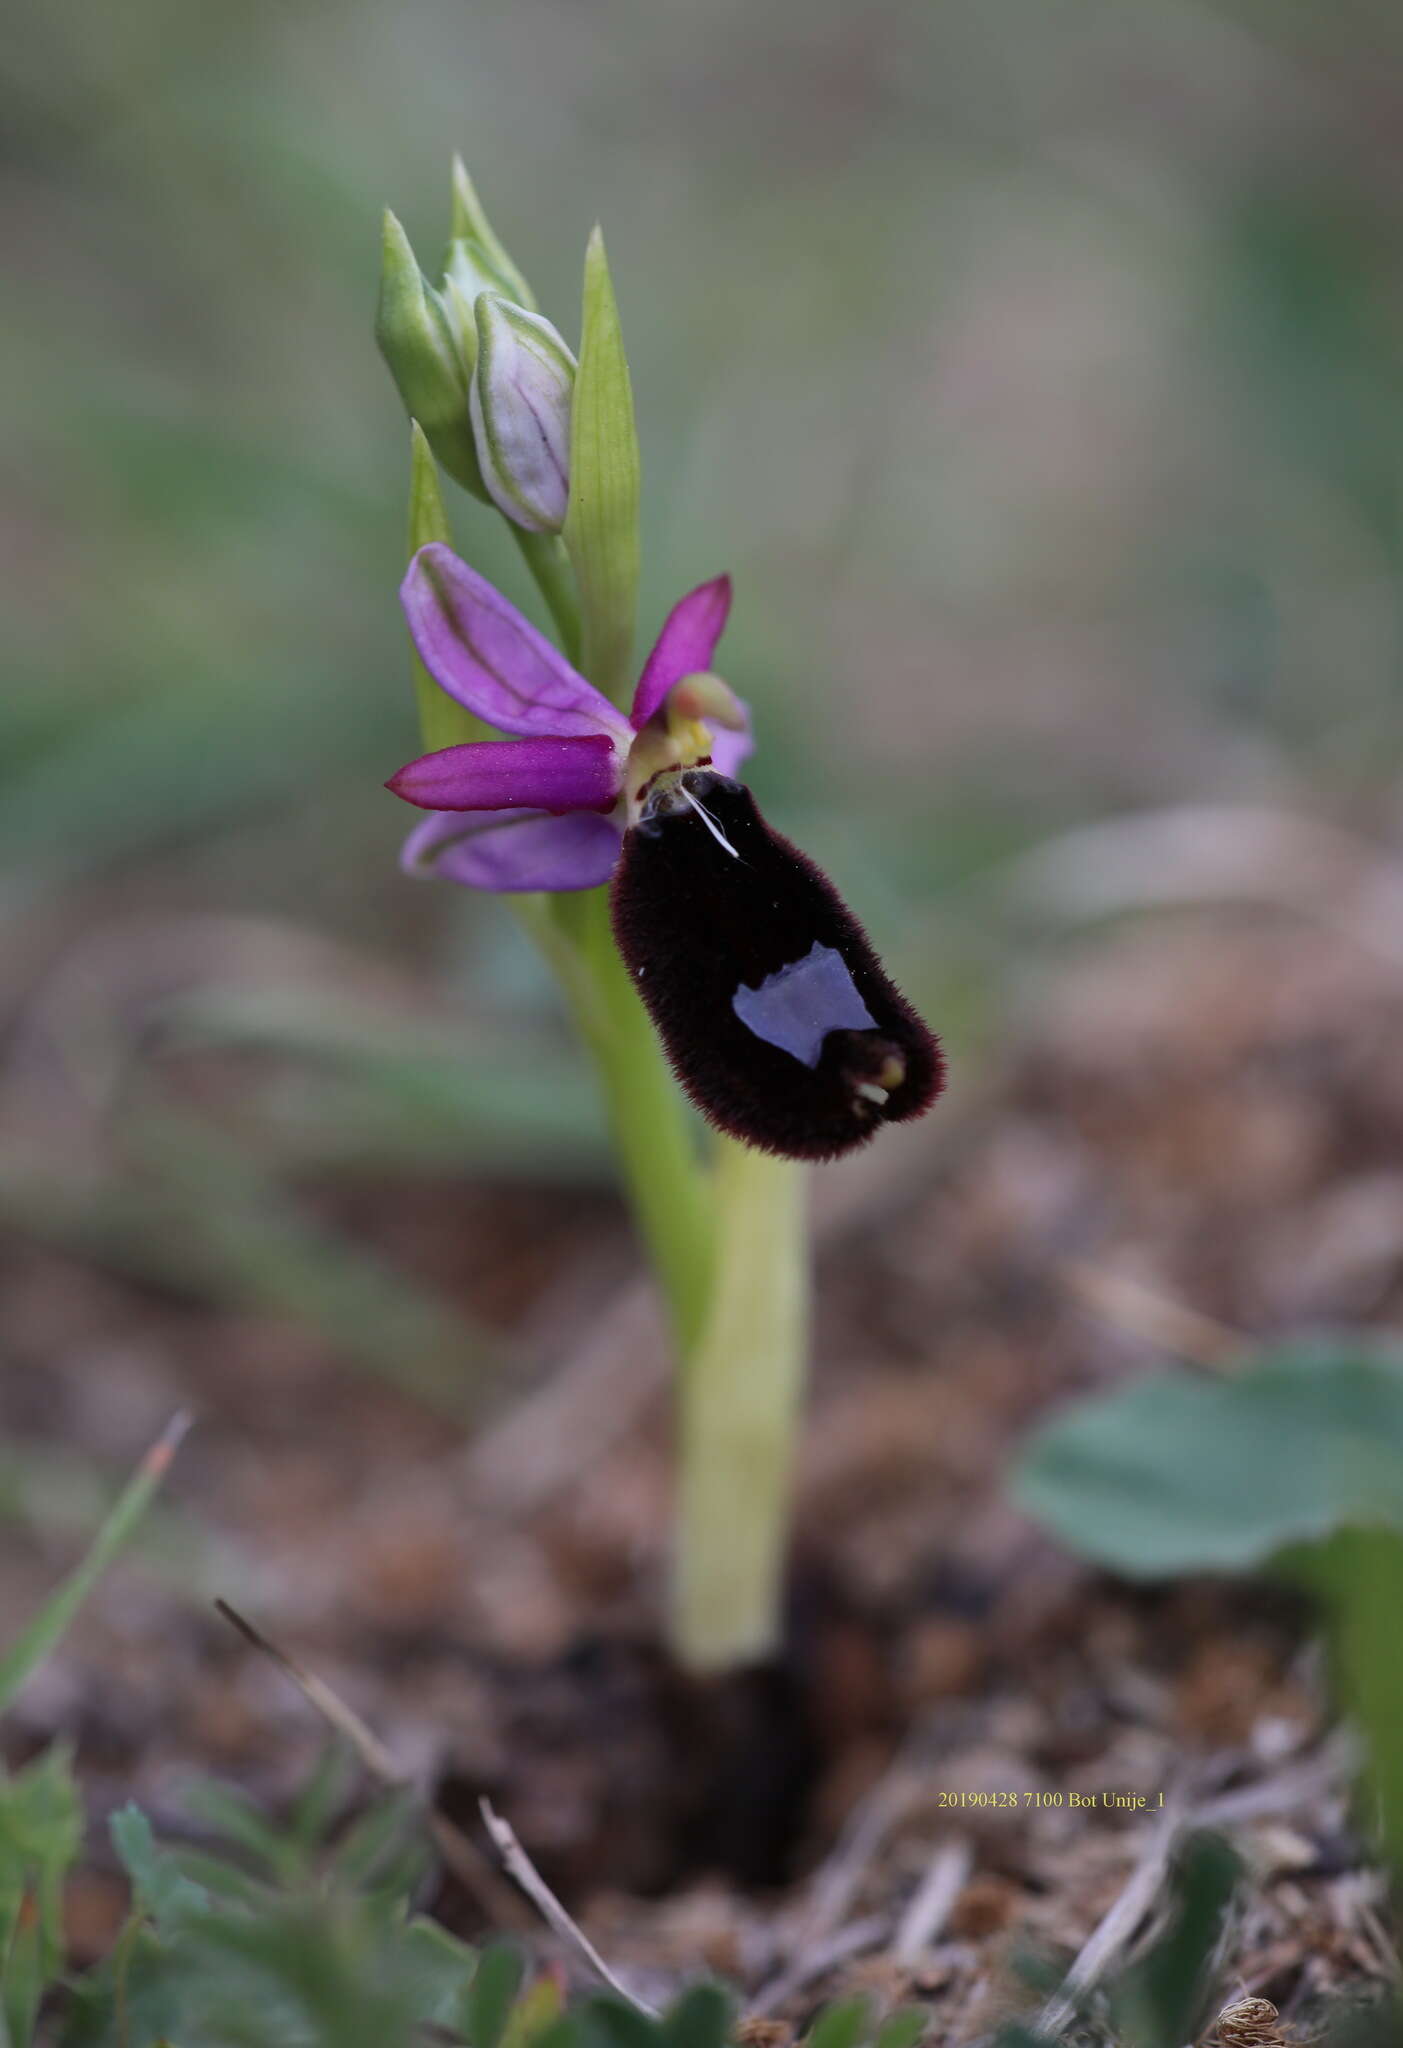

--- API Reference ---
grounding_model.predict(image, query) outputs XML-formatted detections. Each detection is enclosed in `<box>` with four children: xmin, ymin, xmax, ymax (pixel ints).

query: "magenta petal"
<box><xmin>630</xmin><ymin>574</ymin><xmax>733</xmax><ymax>730</ymax></box>
<box><xmin>387</xmin><ymin>734</ymin><xmax>621</xmax><ymax>814</ymax></box>
<box><xmin>402</xmin><ymin>808</ymin><xmax>622</xmax><ymax>892</ymax></box>
<box><xmin>403</xmin><ymin>544</ymin><xmax>634</xmax><ymax>742</ymax></box>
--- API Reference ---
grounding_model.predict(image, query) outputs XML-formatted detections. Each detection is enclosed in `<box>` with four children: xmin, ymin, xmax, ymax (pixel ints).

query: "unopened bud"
<box><xmin>469</xmin><ymin>294</ymin><xmax>576</xmax><ymax>533</ymax></box>
<box><xmin>375</xmin><ymin>210</ymin><xmax>484</xmax><ymax>497</ymax></box>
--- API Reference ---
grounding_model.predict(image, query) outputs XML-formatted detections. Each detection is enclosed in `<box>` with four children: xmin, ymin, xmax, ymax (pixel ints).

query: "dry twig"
<box><xmin>893</xmin><ymin>1838</ymin><xmax>974</xmax><ymax>1964</ymax></box>
<box><xmin>1059</xmin><ymin>1259</ymin><xmax>1244</xmax><ymax>1374</ymax></box>
<box><xmin>748</xmin><ymin>1915</ymin><xmax>892</xmax><ymax>2016</ymax></box>
<box><xmin>1036</xmin><ymin>1792</ymin><xmax>1187</xmax><ymax>2038</ymax></box>
<box><xmin>479</xmin><ymin>1799</ymin><xmax>658</xmax><ymax>2015</ymax></box>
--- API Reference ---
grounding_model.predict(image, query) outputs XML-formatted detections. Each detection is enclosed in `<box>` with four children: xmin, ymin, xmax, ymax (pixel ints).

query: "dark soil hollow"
<box><xmin>435</xmin><ymin>1565</ymin><xmax>881</xmax><ymax>1912</ymax></box>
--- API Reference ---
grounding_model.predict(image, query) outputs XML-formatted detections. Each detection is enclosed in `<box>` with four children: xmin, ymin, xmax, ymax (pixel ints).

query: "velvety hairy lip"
<box><xmin>610</xmin><ymin>771</ymin><xmax>944</xmax><ymax>1161</ymax></box>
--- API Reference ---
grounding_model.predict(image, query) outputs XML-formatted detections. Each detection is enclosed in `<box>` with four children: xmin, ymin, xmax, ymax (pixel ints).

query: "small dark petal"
<box><xmin>610</xmin><ymin>772</ymin><xmax>945</xmax><ymax>1160</ymax></box>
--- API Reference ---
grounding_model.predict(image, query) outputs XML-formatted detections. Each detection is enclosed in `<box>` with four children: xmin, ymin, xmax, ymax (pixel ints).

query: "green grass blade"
<box><xmin>0</xmin><ymin>1414</ymin><xmax>189</xmax><ymax>1714</ymax></box>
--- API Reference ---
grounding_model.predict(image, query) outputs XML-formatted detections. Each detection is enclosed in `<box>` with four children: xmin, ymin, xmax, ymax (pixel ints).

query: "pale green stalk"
<box><xmin>673</xmin><ymin>1142</ymin><xmax>808</xmax><ymax>1669</ymax></box>
<box><xmin>513</xmin><ymin>528</ymin><xmax>582</xmax><ymax>668</ymax></box>
<box><xmin>540</xmin><ymin>891</ymin><xmax>714</xmax><ymax>1350</ymax></box>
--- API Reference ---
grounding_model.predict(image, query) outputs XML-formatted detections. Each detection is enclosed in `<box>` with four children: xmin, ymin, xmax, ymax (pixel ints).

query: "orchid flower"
<box><xmin>388</xmin><ymin>542</ymin><xmax>751</xmax><ymax>893</ymax></box>
<box><xmin>388</xmin><ymin>542</ymin><xmax>942</xmax><ymax>1162</ymax></box>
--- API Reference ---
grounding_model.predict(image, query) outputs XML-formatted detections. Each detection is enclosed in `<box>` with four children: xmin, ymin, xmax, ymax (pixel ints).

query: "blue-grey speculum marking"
<box><xmin>731</xmin><ymin>942</ymin><xmax>878</xmax><ymax>1068</ymax></box>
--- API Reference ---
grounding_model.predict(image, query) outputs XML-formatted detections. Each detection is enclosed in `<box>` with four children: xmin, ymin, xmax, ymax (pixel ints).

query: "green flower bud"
<box><xmin>469</xmin><ymin>294</ymin><xmax>577</xmax><ymax>533</ymax></box>
<box><xmin>375</xmin><ymin>210</ymin><xmax>485</xmax><ymax>498</ymax></box>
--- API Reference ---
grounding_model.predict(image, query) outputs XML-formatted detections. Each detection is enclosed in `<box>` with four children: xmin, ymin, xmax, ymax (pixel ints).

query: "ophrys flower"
<box><xmin>388</xmin><ymin>543</ymin><xmax>943</xmax><ymax>1157</ymax></box>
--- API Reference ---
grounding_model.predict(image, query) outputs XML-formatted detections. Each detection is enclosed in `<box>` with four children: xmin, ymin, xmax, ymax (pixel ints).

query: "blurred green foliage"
<box><xmin>8</xmin><ymin>0</ymin><xmax>1403</xmax><ymax>941</ymax></box>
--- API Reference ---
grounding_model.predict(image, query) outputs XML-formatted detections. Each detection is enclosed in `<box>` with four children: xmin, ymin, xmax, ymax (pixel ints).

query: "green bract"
<box><xmin>562</xmin><ymin>229</ymin><xmax>641</xmax><ymax>707</ymax></box>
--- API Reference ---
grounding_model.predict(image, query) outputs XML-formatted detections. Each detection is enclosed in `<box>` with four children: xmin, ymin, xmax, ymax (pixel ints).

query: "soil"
<box><xmin>4</xmin><ymin>913</ymin><xmax>1402</xmax><ymax>2041</ymax></box>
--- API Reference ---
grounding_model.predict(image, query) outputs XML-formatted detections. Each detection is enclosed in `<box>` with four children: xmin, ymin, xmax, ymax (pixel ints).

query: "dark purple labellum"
<box><xmin>610</xmin><ymin>769</ymin><xmax>945</xmax><ymax>1160</ymax></box>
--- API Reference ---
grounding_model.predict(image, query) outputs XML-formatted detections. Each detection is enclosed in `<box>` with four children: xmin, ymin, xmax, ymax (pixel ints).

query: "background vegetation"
<box><xmin>5</xmin><ymin>0</ymin><xmax>1403</xmax><ymax>2040</ymax></box>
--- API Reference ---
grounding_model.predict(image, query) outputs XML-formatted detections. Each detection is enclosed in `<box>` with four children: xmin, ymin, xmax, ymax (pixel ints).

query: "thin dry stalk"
<box><xmin>893</xmin><ymin>1838</ymin><xmax>974</xmax><ymax>1964</ymax></box>
<box><xmin>1059</xmin><ymin>1258</ymin><xmax>1245</xmax><ymax>1373</ymax></box>
<box><xmin>479</xmin><ymin>1799</ymin><xmax>658</xmax><ymax>2015</ymax></box>
<box><xmin>1036</xmin><ymin>1793</ymin><xmax>1186</xmax><ymax>2038</ymax></box>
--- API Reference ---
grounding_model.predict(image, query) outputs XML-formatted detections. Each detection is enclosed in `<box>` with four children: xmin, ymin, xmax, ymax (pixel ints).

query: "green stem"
<box><xmin>513</xmin><ymin>527</ymin><xmax>583</xmax><ymax>667</ymax></box>
<box><xmin>541</xmin><ymin>889</ymin><xmax>714</xmax><ymax>1350</ymax></box>
<box><xmin>673</xmin><ymin>1141</ymin><xmax>808</xmax><ymax>1669</ymax></box>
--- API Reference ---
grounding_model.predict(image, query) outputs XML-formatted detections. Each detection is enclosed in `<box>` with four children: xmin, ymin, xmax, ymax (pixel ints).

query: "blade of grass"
<box><xmin>0</xmin><ymin>1412</ymin><xmax>189</xmax><ymax>1713</ymax></box>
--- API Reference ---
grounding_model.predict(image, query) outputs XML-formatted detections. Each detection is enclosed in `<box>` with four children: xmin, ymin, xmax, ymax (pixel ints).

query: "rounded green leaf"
<box><xmin>1012</xmin><ymin>1337</ymin><xmax>1403</xmax><ymax>1578</ymax></box>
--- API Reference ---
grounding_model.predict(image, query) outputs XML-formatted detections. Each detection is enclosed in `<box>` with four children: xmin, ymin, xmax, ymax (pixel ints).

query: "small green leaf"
<box><xmin>872</xmin><ymin>2009</ymin><xmax>929</xmax><ymax>2048</ymax></box>
<box><xmin>285</xmin><ymin>1739</ymin><xmax>356</xmax><ymax>1861</ymax></box>
<box><xmin>499</xmin><ymin>1972</ymin><xmax>567</xmax><ymax>2048</ymax></box>
<box><xmin>1107</xmin><ymin>1833</ymin><xmax>1237</xmax><ymax>2048</ymax></box>
<box><xmin>562</xmin><ymin>228</ymin><xmax>640</xmax><ymax>703</ymax></box>
<box><xmin>463</xmin><ymin>1941</ymin><xmax>525</xmax><ymax>2048</ymax></box>
<box><xmin>0</xmin><ymin>1749</ymin><xmax>82</xmax><ymax>2048</ymax></box>
<box><xmin>5</xmin><ymin>1917</ymin><xmax>48</xmax><ymax>2048</ymax></box>
<box><xmin>110</xmin><ymin>1807</ymin><xmax>211</xmax><ymax>1930</ymax></box>
<box><xmin>328</xmin><ymin>1788</ymin><xmax>420</xmax><ymax>1893</ymax></box>
<box><xmin>1013</xmin><ymin>1337</ymin><xmax>1403</xmax><ymax>1578</ymax></box>
<box><xmin>0</xmin><ymin>1416</ymin><xmax>186</xmax><ymax>1713</ymax></box>
<box><xmin>577</xmin><ymin>1998</ymin><xmax>660</xmax><ymax>2048</ymax></box>
<box><xmin>184</xmin><ymin>1779</ymin><xmax>300</xmax><ymax>1881</ymax></box>
<box><xmin>398</xmin><ymin>1918</ymin><xmax>480</xmax><ymax>2028</ymax></box>
<box><xmin>804</xmin><ymin>1997</ymin><xmax>871</xmax><ymax>2048</ymax></box>
<box><xmin>660</xmin><ymin>1983</ymin><xmax>732</xmax><ymax>2048</ymax></box>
